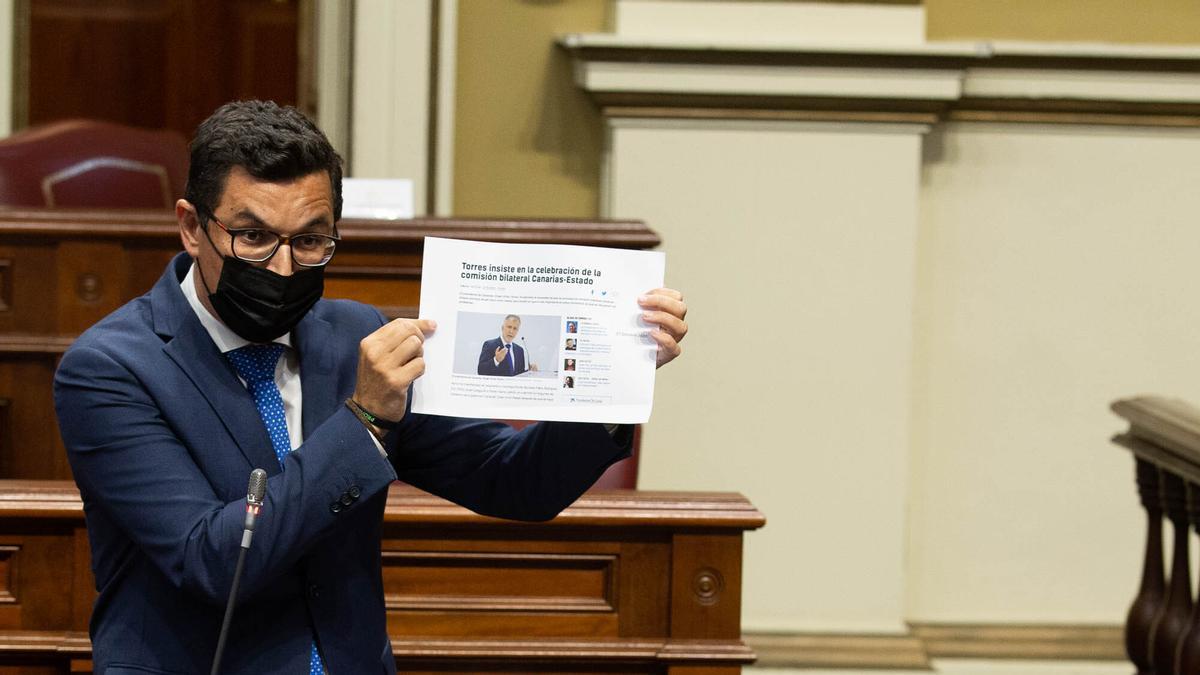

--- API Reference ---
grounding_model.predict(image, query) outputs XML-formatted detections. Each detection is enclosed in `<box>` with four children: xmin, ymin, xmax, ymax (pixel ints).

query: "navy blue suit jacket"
<box><xmin>54</xmin><ymin>253</ymin><xmax>627</xmax><ymax>675</ymax></box>
<box><xmin>476</xmin><ymin>337</ymin><xmax>527</xmax><ymax>376</ymax></box>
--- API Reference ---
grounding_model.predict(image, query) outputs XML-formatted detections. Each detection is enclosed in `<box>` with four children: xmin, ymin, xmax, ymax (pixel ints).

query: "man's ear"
<box><xmin>177</xmin><ymin>199</ymin><xmax>202</xmax><ymax>258</ymax></box>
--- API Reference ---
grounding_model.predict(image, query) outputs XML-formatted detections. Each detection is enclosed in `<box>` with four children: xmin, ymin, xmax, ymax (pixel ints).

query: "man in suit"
<box><xmin>53</xmin><ymin>101</ymin><xmax>689</xmax><ymax>674</ymax></box>
<box><xmin>477</xmin><ymin>314</ymin><xmax>538</xmax><ymax>376</ymax></box>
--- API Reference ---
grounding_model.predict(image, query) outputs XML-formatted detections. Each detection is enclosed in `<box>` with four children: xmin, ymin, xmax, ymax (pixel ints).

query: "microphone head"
<box><xmin>247</xmin><ymin>468</ymin><xmax>267</xmax><ymax>506</ymax></box>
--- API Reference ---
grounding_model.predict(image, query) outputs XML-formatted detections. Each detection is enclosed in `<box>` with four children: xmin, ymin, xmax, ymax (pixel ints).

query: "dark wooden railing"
<box><xmin>1111</xmin><ymin>396</ymin><xmax>1200</xmax><ymax>675</ymax></box>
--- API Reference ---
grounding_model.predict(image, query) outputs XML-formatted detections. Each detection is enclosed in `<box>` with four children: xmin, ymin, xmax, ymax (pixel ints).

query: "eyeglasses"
<box><xmin>202</xmin><ymin>212</ymin><xmax>340</xmax><ymax>268</ymax></box>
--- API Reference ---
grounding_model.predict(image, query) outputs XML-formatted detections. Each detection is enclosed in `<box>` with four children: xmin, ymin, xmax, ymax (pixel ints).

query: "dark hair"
<box><xmin>184</xmin><ymin>100</ymin><xmax>343</xmax><ymax>221</ymax></box>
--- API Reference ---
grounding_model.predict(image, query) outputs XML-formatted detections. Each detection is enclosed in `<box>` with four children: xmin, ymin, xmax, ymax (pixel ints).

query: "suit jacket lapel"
<box><xmin>293</xmin><ymin>309</ymin><xmax>337</xmax><ymax>440</ymax></box>
<box><xmin>153</xmin><ymin>254</ymin><xmax>283</xmax><ymax>474</ymax></box>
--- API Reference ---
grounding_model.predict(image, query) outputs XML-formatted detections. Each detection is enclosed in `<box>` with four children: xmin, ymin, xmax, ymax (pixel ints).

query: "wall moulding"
<box><xmin>560</xmin><ymin>36</ymin><xmax>1200</xmax><ymax>127</ymax></box>
<box><xmin>745</xmin><ymin>623</ymin><xmax>1124</xmax><ymax>670</ymax></box>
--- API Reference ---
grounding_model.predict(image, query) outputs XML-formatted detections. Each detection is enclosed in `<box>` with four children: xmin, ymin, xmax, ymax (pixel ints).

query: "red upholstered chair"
<box><xmin>0</xmin><ymin>119</ymin><xmax>188</xmax><ymax>208</ymax></box>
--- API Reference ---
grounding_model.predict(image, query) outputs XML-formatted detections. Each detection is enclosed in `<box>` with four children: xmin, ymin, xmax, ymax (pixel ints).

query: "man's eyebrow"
<box><xmin>228</xmin><ymin>209</ymin><xmax>333</xmax><ymax>233</ymax></box>
<box><xmin>228</xmin><ymin>209</ymin><xmax>269</xmax><ymax>228</ymax></box>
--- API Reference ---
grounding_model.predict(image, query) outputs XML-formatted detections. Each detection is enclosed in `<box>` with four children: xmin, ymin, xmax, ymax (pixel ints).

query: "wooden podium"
<box><xmin>0</xmin><ymin>209</ymin><xmax>764</xmax><ymax>673</ymax></box>
<box><xmin>0</xmin><ymin>482</ymin><xmax>763</xmax><ymax>674</ymax></box>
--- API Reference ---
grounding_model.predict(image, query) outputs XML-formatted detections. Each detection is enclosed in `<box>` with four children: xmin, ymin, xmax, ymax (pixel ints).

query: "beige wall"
<box><xmin>449</xmin><ymin>1</ymin><xmax>1200</xmax><ymax>220</ymax></box>
<box><xmin>926</xmin><ymin>0</ymin><xmax>1200</xmax><ymax>43</ymax></box>
<box><xmin>564</xmin><ymin>2</ymin><xmax>1200</xmax><ymax>671</ymax></box>
<box><xmin>909</xmin><ymin>123</ymin><xmax>1200</xmax><ymax>622</ymax></box>
<box><xmin>609</xmin><ymin>119</ymin><xmax>925</xmax><ymax>631</ymax></box>
<box><xmin>452</xmin><ymin>0</ymin><xmax>607</xmax><ymax>218</ymax></box>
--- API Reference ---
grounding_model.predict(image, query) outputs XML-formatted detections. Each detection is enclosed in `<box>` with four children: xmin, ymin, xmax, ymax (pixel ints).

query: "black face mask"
<box><xmin>203</xmin><ymin>256</ymin><xmax>324</xmax><ymax>343</ymax></box>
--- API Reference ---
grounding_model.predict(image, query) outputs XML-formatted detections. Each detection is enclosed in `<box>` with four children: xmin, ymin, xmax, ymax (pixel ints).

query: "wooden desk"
<box><xmin>0</xmin><ymin>481</ymin><xmax>763</xmax><ymax>674</ymax></box>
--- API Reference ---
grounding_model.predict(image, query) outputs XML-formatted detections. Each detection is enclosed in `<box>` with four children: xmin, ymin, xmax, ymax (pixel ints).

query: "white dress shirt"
<box><xmin>182</xmin><ymin>264</ymin><xmax>387</xmax><ymax>457</ymax></box>
<box><xmin>181</xmin><ymin>263</ymin><xmax>305</xmax><ymax>451</ymax></box>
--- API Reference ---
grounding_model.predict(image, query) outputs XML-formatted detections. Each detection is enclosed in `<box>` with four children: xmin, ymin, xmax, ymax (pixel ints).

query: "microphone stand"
<box><xmin>211</xmin><ymin>469</ymin><xmax>267</xmax><ymax>675</ymax></box>
<box><xmin>521</xmin><ymin>336</ymin><xmax>535</xmax><ymax>374</ymax></box>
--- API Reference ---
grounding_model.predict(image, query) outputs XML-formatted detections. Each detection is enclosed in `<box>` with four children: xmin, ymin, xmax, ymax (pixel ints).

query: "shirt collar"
<box><xmin>181</xmin><ymin>262</ymin><xmax>293</xmax><ymax>354</ymax></box>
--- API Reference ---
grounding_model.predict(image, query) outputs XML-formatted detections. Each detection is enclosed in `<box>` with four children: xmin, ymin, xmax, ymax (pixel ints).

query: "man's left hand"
<box><xmin>639</xmin><ymin>288</ymin><xmax>688</xmax><ymax>369</ymax></box>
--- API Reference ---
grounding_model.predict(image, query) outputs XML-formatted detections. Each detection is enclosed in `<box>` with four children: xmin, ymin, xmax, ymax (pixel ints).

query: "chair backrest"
<box><xmin>0</xmin><ymin>119</ymin><xmax>188</xmax><ymax>208</ymax></box>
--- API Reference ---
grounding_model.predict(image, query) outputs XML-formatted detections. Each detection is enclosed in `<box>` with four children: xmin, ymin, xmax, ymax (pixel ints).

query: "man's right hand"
<box><xmin>353</xmin><ymin>318</ymin><xmax>437</xmax><ymax>423</ymax></box>
<box><xmin>494</xmin><ymin>345</ymin><xmax>509</xmax><ymax>364</ymax></box>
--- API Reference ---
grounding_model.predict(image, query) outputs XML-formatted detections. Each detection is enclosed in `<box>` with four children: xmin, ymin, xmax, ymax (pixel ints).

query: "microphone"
<box><xmin>241</xmin><ymin>469</ymin><xmax>267</xmax><ymax>548</ymax></box>
<box><xmin>211</xmin><ymin>469</ymin><xmax>267</xmax><ymax>675</ymax></box>
<box><xmin>521</xmin><ymin>336</ymin><xmax>533</xmax><ymax>373</ymax></box>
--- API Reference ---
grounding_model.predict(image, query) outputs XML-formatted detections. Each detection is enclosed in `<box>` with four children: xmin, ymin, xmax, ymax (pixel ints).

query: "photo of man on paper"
<box><xmin>477</xmin><ymin>314</ymin><xmax>540</xmax><ymax>376</ymax></box>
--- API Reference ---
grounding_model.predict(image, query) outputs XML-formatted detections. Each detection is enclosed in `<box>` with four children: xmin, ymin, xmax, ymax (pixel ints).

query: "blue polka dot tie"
<box><xmin>226</xmin><ymin>344</ymin><xmax>326</xmax><ymax>675</ymax></box>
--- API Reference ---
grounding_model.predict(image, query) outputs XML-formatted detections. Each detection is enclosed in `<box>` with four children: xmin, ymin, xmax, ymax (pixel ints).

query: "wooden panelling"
<box><xmin>617</xmin><ymin>540</ymin><xmax>671</xmax><ymax>638</ymax></box>
<box><xmin>53</xmin><ymin>242</ymin><xmax>125</xmax><ymax>333</ymax></box>
<box><xmin>383</xmin><ymin>551</ymin><xmax>617</xmax><ymax>612</ymax></box>
<box><xmin>0</xmin><ymin>482</ymin><xmax>763</xmax><ymax>673</ymax></box>
<box><xmin>0</xmin><ymin>546</ymin><xmax>18</xmax><ymax>606</ymax></box>
<box><xmin>670</xmin><ymin>533</ymin><xmax>744</xmax><ymax>640</ymax></box>
<box><xmin>0</xmin><ymin>358</ymin><xmax>65</xmax><ymax>479</ymax></box>
<box><xmin>0</xmin><ymin>261</ymin><xmax>11</xmax><ymax>313</ymax></box>
<box><xmin>0</xmin><ymin>245</ymin><xmax>57</xmax><ymax>336</ymax></box>
<box><xmin>24</xmin><ymin>0</ymin><xmax>299</xmax><ymax>139</ymax></box>
<box><xmin>384</xmin><ymin>539</ymin><xmax>624</xmax><ymax>638</ymax></box>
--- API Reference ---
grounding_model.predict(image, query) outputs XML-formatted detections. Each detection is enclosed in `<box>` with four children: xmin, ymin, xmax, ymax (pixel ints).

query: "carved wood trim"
<box><xmin>565</xmin><ymin>39</ymin><xmax>1200</xmax><ymax>128</ymax></box>
<box><xmin>382</xmin><ymin>551</ymin><xmax>617</xmax><ymax>613</ymax></box>
<box><xmin>383</xmin><ymin>488</ymin><xmax>766</xmax><ymax>529</ymax></box>
<box><xmin>911</xmin><ymin>623</ymin><xmax>1124</xmax><ymax>660</ymax></box>
<box><xmin>0</xmin><ymin>400</ymin><xmax>9</xmax><ymax>478</ymax></box>
<box><xmin>0</xmin><ymin>335</ymin><xmax>76</xmax><ymax>356</ymax></box>
<box><xmin>0</xmin><ymin>211</ymin><xmax>661</xmax><ymax>248</ymax></box>
<box><xmin>950</xmin><ymin>109</ymin><xmax>1200</xmax><ymax>128</ymax></box>
<box><xmin>1113</xmin><ymin>396</ymin><xmax>1200</xmax><ymax>467</ymax></box>
<box><xmin>0</xmin><ymin>482</ymin><xmax>85</xmax><ymax>518</ymax></box>
<box><xmin>0</xmin><ymin>629</ymin><xmax>90</xmax><ymax>654</ymax></box>
<box><xmin>325</xmin><ymin>265</ymin><xmax>423</xmax><ymax>279</ymax></box>
<box><xmin>560</xmin><ymin>40</ymin><xmax>1200</xmax><ymax>73</ymax></box>
<box><xmin>0</xmin><ymin>625</ymin><xmax>1128</xmax><ymax>667</ymax></box>
<box><xmin>388</xmin><ymin>637</ymin><xmax>756</xmax><ymax>663</ymax></box>
<box><xmin>604</xmin><ymin>105</ymin><xmax>940</xmax><ymax>125</ymax></box>
<box><xmin>0</xmin><ymin>481</ymin><xmax>766</xmax><ymax>530</ymax></box>
<box><xmin>0</xmin><ymin>546</ymin><xmax>19</xmax><ymax>605</ymax></box>
<box><xmin>0</xmin><ymin>632</ymin><xmax>762</xmax><ymax>668</ymax></box>
<box><xmin>745</xmin><ymin>624</ymin><xmax>1125</xmax><ymax>668</ymax></box>
<box><xmin>0</xmin><ymin>260</ymin><xmax>11</xmax><ymax>312</ymax></box>
<box><xmin>746</xmin><ymin>631</ymin><xmax>931</xmax><ymax>669</ymax></box>
<box><xmin>388</xmin><ymin>594</ymin><xmax>612</xmax><ymax>613</ymax></box>
<box><xmin>605</xmin><ymin>104</ymin><xmax>1200</xmax><ymax>129</ymax></box>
